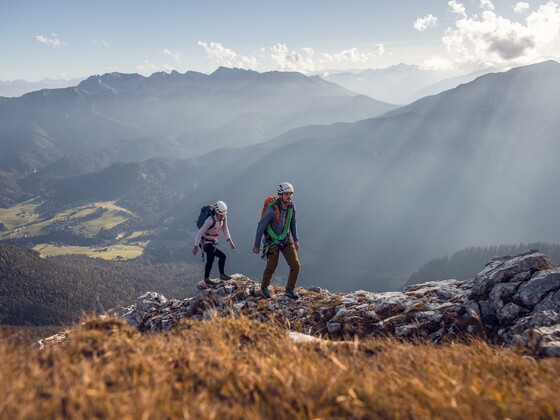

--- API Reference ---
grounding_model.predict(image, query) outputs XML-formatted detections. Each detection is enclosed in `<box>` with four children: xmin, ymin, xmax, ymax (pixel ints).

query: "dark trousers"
<box><xmin>262</xmin><ymin>242</ymin><xmax>300</xmax><ymax>289</ymax></box>
<box><xmin>204</xmin><ymin>243</ymin><xmax>226</xmax><ymax>278</ymax></box>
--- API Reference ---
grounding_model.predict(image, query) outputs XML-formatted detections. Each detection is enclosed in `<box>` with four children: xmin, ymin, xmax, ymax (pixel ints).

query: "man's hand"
<box><xmin>192</xmin><ymin>246</ymin><xmax>198</xmax><ymax>255</ymax></box>
<box><xmin>252</xmin><ymin>246</ymin><xmax>260</xmax><ymax>254</ymax></box>
<box><xmin>294</xmin><ymin>241</ymin><xmax>299</xmax><ymax>251</ymax></box>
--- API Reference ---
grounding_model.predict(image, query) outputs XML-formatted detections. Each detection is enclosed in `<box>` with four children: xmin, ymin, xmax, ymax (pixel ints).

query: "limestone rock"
<box><xmin>45</xmin><ymin>251</ymin><xmax>560</xmax><ymax>357</ymax></box>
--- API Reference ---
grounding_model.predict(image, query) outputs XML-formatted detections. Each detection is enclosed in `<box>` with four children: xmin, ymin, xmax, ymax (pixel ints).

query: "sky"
<box><xmin>1</xmin><ymin>0</ymin><xmax>560</xmax><ymax>81</ymax></box>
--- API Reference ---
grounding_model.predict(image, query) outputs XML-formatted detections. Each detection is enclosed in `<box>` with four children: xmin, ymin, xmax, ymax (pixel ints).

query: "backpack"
<box><xmin>261</xmin><ymin>196</ymin><xmax>281</xmax><ymax>225</ymax></box>
<box><xmin>196</xmin><ymin>205</ymin><xmax>215</xmax><ymax>229</ymax></box>
<box><xmin>260</xmin><ymin>196</ymin><xmax>293</xmax><ymax>242</ymax></box>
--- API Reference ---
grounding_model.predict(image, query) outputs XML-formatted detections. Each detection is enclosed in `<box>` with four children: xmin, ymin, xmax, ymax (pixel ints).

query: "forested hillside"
<box><xmin>0</xmin><ymin>244</ymin><xmax>201</xmax><ymax>325</ymax></box>
<box><xmin>407</xmin><ymin>242</ymin><xmax>560</xmax><ymax>285</ymax></box>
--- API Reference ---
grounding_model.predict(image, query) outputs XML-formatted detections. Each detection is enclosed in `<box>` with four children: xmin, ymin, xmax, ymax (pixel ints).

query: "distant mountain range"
<box><xmin>2</xmin><ymin>60</ymin><xmax>559</xmax><ymax>292</ymax></box>
<box><xmin>0</xmin><ymin>68</ymin><xmax>396</xmax><ymax>177</ymax></box>
<box><xmin>321</xmin><ymin>64</ymin><xmax>498</xmax><ymax>104</ymax></box>
<box><xmin>0</xmin><ymin>77</ymin><xmax>85</xmax><ymax>98</ymax></box>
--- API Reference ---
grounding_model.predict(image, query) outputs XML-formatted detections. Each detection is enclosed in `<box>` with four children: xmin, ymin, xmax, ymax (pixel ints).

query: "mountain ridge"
<box><xmin>0</xmin><ymin>67</ymin><xmax>396</xmax><ymax>180</ymax></box>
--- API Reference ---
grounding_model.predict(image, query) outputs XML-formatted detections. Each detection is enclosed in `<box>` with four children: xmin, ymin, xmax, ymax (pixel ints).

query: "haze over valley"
<box><xmin>2</xmin><ymin>60</ymin><xmax>559</xmax><ymax>292</ymax></box>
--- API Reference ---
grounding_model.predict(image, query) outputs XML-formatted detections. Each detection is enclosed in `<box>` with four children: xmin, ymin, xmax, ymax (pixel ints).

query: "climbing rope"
<box><xmin>214</xmin><ymin>242</ymin><xmax>255</xmax><ymax>254</ymax></box>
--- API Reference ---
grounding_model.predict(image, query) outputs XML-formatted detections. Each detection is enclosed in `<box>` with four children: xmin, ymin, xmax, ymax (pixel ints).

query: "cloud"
<box><xmin>448</xmin><ymin>0</ymin><xmax>467</xmax><ymax>18</ymax></box>
<box><xmin>321</xmin><ymin>45</ymin><xmax>383</xmax><ymax>63</ymax></box>
<box><xmin>135</xmin><ymin>60</ymin><xmax>174</xmax><ymax>76</ymax></box>
<box><xmin>267</xmin><ymin>44</ymin><xmax>384</xmax><ymax>73</ymax></box>
<box><xmin>163</xmin><ymin>49</ymin><xmax>182</xmax><ymax>63</ymax></box>
<box><xmin>198</xmin><ymin>41</ymin><xmax>257</xmax><ymax>68</ymax></box>
<box><xmin>198</xmin><ymin>39</ymin><xmax>385</xmax><ymax>73</ymax></box>
<box><xmin>514</xmin><ymin>2</ymin><xmax>530</xmax><ymax>13</ymax></box>
<box><xmin>414</xmin><ymin>14</ymin><xmax>438</xmax><ymax>32</ymax></box>
<box><xmin>94</xmin><ymin>39</ymin><xmax>110</xmax><ymax>48</ymax></box>
<box><xmin>428</xmin><ymin>1</ymin><xmax>560</xmax><ymax>69</ymax></box>
<box><xmin>270</xmin><ymin>44</ymin><xmax>315</xmax><ymax>72</ymax></box>
<box><xmin>480</xmin><ymin>0</ymin><xmax>495</xmax><ymax>11</ymax></box>
<box><xmin>526</xmin><ymin>1</ymin><xmax>560</xmax><ymax>54</ymax></box>
<box><xmin>329</xmin><ymin>48</ymin><xmax>370</xmax><ymax>63</ymax></box>
<box><xmin>35</xmin><ymin>34</ymin><xmax>63</xmax><ymax>48</ymax></box>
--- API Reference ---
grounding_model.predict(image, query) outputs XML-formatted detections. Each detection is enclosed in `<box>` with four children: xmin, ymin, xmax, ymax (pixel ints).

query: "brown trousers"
<box><xmin>261</xmin><ymin>242</ymin><xmax>300</xmax><ymax>289</ymax></box>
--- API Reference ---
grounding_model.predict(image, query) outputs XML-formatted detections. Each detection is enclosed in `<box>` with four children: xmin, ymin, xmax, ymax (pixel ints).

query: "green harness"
<box><xmin>266</xmin><ymin>200</ymin><xmax>293</xmax><ymax>242</ymax></box>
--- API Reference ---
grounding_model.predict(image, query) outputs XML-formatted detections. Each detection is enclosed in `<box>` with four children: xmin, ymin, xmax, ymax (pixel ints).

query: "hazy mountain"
<box><xmin>321</xmin><ymin>64</ymin><xmax>495</xmax><ymax>104</ymax></box>
<box><xmin>19</xmin><ymin>134</ymin><xmax>191</xmax><ymax>194</ymax></box>
<box><xmin>162</xmin><ymin>60</ymin><xmax>560</xmax><ymax>291</ymax></box>
<box><xmin>0</xmin><ymin>68</ymin><xmax>396</xmax><ymax>179</ymax></box>
<box><xmin>5</xmin><ymin>61</ymin><xmax>559</xmax><ymax>293</ymax></box>
<box><xmin>406</xmin><ymin>68</ymin><xmax>501</xmax><ymax>103</ymax></box>
<box><xmin>0</xmin><ymin>77</ymin><xmax>85</xmax><ymax>98</ymax></box>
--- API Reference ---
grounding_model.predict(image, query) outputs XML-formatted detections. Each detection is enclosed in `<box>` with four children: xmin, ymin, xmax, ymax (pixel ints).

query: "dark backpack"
<box><xmin>196</xmin><ymin>205</ymin><xmax>215</xmax><ymax>229</ymax></box>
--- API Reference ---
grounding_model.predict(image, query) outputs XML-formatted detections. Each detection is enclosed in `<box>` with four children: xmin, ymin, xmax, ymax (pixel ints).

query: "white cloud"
<box><xmin>514</xmin><ymin>2</ymin><xmax>530</xmax><ymax>13</ymax></box>
<box><xmin>333</xmin><ymin>48</ymin><xmax>370</xmax><ymax>62</ymax></box>
<box><xmin>480</xmin><ymin>0</ymin><xmax>495</xmax><ymax>11</ymax></box>
<box><xmin>35</xmin><ymin>34</ymin><xmax>63</xmax><ymax>48</ymax></box>
<box><xmin>163</xmin><ymin>49</ymin><xmax>182</xmax><ymax>63</ymax></box>
<box><xmin>197</xmin><ymin>39</ymin><xmax>384</xmax><ymax>73</ymax></box>
<box><xmin>421</xmin><ymin>56</ymin><xmax>456</xmax><ymax>70</ymax></box>
<box><xmin>480</xmin><ymin>0</ymin><xmax>495</xmax><ymax>10</ymax></box>
<box><xmin>267</xmin><ymin>44</ymin><xmax>384</xmax><ymax>73</ymax></box>
<box><xmin>94</xmin><ymin>39</ymin><xmax>110</xmax><ymax>48</ymax></box>
<box><xmin>270</xmin><ymin>44</ymin><xmax>315</xmax><ymax>72</ymax></box>
<box><xmin>135</xmin><ymin>60</ymin><xmax>174</xmax><ymax>76</ymax></box>
<box><xmin>448</xmin><ymin>0</ymin><xmax>467</xmax><ymax>18</ymax></box>
<box><xmin>526</xmin><ymin>1</ymin><xmax>560</xmax><ymax>55</ymax></box>
<box><xmin>162</xmin><ymin>63</ymin><xmax>175</xmax><ymax>73</ymax></box>
<box><xmin>428</xmin><ymin>1</ymin><xmax>560</xmax><ymax>70</ymax></box>
<box><xmin>414</xmin><ymin>14</ymin><xmax>438</xmax><ymax>32</ymax></box>
<box><xmin>321</xmin><ymin>45</ymin><xmax>383</xmax><ymax>63</ymax></box>
<box><xmin>198</xmin><ymin>41</ymin><xmax>257</xmax><ymax>69</ymax></box>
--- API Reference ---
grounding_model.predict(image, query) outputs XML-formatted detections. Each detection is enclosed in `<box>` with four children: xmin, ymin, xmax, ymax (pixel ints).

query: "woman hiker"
<box><xmin>193</xmin><ymin>201</ymin><xmax>236</xmax><ymax>282</ymax></box>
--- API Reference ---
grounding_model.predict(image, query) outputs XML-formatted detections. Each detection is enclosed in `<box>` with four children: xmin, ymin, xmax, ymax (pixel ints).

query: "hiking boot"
<box><xmin>220</xmin><ymin>274</ymin><xmax>232</xmax><ymax>280</ymax></box>
<box><xmin>285</xmin><ymin>288</ymin><xmax>299</xmax><ymax>300</ymax></box>
<box><xmin>261</xmin><ymin>286</ymin><xmax>272</xmax><ymax>299</ymax></box>
<box><xmin>204</xmin><ymin>277</ymin><xmax>213</xmax><ymax>285</ymax></box>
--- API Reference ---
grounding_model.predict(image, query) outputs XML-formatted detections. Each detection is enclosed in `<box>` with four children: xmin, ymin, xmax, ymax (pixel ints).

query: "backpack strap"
<box><xmin>266</xmin><ymin>206</ymin><xmax>293</xmax><ymax>242</ymax></box>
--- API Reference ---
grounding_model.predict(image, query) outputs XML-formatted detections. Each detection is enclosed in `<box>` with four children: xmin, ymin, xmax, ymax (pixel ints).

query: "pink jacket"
<box><xmin>194</xmin><ymin>215</ymin><xmax>231</xmax><ymax>246</ymax></box>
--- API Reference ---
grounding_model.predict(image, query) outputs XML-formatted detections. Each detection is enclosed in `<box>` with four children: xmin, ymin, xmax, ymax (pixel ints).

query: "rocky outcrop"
<box><xmin>112</xmin><ymin>251</ymin><xmax>560</xmax><ymax>357</ymax></box>
<box><xmin>467</xmin><ymin>251</ymin><xmax>560</xmax><ymax>356</ymax></box>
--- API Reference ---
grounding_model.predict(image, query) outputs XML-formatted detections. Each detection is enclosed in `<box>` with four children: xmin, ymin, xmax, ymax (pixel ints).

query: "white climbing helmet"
<box><xmin>277</xmin><ymin>182</ymin><xmax>294</xmax><ymax>195</ymax></box>
<box><xmin>213</xmin><ymin>201</ymin><xmax>228</xmax><ymax>215</ymax></box>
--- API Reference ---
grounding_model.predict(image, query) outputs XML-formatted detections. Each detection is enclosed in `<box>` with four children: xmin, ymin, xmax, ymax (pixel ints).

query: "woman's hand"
<box><xmin>192</xmin><ymin>246</ymin><xmax>198</xmax><ymax>255</ymax></box>
<box><xmin>229</xmin><ymin>240</ymin><xmax>236</xmax><ymax>249</ymax></box>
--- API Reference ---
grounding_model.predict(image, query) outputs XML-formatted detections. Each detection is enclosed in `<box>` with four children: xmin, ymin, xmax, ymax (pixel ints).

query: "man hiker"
<box><xmin>253</xmin><ymin>182</ymin><xmax>301</xmax><ymax>299</ymax></box>
<box><xmin>193</xmin><ymin>201</ymin><xmax>236</xmax><ymax>282</ymax></box>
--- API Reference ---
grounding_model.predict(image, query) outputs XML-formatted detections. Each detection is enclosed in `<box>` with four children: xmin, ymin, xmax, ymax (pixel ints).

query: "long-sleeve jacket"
<box><xmin>254</xmin><ymin>202</ymin><xmax>298</xmax><ymax>247</ymax></box>
<box><xmin>194</xmin><ymin>215</ymin><xmax>231</xmax><ymax>246</ymax></box>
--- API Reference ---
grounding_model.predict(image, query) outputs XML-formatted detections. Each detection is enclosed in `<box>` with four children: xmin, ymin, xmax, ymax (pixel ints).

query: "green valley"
<box><xmin>0</xmin><ymin>199</ymin><xmax>148</xmax><ymax>260</ymax></box>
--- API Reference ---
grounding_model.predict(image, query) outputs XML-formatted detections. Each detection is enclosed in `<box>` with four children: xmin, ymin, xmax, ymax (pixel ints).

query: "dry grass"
<box><xmin>0</xmin><ymin>325</ymin><xmax>66</xmax><ymax>347</ymax></box>
<box><xmin>1</xmin><ymin>317</ymin><xmax>559</xmax><ymax>419</ymax></box>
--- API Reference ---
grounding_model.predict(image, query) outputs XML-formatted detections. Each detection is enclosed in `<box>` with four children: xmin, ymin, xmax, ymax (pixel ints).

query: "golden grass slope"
<box><xmin>1</xmin><ymin>317</ymin><xmax>559</xmax><ymax>419</ymax></box>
